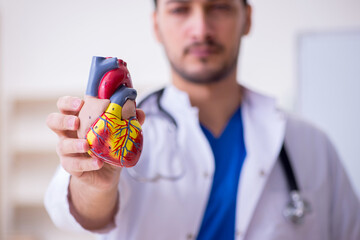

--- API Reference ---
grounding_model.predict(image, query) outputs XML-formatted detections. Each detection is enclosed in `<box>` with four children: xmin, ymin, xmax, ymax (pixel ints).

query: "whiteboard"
<box><xmin>297</xmin><ymin>30</ymin><xmax>360</xmax><ymax>197</ymax></box>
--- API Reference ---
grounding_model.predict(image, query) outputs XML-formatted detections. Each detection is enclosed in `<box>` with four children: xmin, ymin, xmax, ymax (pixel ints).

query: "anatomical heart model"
<box><xmin>78</xmin><ymin>56</ymin><xmax>143</xmax><ymax>167</ymax></box>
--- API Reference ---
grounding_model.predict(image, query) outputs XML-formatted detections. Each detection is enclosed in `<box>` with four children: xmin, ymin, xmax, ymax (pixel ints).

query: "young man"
<box><xmin>45</xmin><ymin>0</ymin><xmax>360</xmax><ymax>239</ymax></box>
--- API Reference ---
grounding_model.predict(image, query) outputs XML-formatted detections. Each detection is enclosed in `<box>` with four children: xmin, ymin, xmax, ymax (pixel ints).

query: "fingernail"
<box><xmin>73</xmin><ymin>99</ymin><xmax>81</xmax><ymax>109</ymax></box>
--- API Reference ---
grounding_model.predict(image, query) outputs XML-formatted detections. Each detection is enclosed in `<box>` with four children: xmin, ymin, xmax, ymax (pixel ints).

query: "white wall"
<box><xmin>1</xmin><ymin>0</ymin><xmax>360</xmax><ymax>104</ymax></box>
<box><xmin>1</xmin><ymin>0</ymin><xmax>169</xmax><ymax>95</ymax></box>
<box><xmin>297</xmin><ymin>31</ymin><xmax>360</xmax><ymax>197</ymax></box>
<box><xmin>241</xmin><ymin>0</ymin><xmax>360</xmax><ymax>109</ymax></box>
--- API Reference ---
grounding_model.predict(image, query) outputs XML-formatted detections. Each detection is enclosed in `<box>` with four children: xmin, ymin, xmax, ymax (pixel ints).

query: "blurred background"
<box><xmin>0</xmin><ymin>0</ymin><xmax>359</xmax><ymax>239</ymax></box>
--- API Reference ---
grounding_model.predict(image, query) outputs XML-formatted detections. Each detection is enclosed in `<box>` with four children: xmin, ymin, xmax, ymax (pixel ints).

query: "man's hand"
<box><xmin>46</xmin><ymin>96</ymin><xmax>145</xmax><ymax>230</ymax></box>
<box><xmin>46</xmin><ymin>96</ymin><xmax>119</xmax><ymax>187</ymax></box>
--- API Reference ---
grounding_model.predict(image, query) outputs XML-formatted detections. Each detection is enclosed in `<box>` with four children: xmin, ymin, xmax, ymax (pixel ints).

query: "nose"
<box><xmin>187</xmin><ymin>8</ymin><xmax>212</xmax><ymax>42</ymax></box>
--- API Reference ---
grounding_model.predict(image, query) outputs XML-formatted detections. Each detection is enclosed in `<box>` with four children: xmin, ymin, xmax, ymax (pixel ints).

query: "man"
<box><xmin>45</xmin><ymin>0</ymin><xmax>360</xmax><ymax>239</ymax></box>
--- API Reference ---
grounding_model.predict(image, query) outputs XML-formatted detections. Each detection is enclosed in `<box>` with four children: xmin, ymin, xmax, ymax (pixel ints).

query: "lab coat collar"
<box><xmin>161</xmin><ymin>84</ymin><xmax>199</xmax><ymax>121</ymax></box>
<box><xmin>237</xmin><ymin>87</ymin><xmax>286</xmax><ymax>238</ymax></box>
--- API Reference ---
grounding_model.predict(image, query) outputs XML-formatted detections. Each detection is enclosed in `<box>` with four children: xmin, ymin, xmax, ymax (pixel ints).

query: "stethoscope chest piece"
<box><xmin>280</xmin><ymin>145</ymin><xmax>312</xmax><ymax>225</ymax></box>
<box><xmin>283</xmin><ymin>190</ymin><xmax>312</xmax><ymax>224</ymax></box>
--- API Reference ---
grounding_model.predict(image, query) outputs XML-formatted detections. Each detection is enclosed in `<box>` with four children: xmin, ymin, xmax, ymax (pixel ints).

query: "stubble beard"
<box><xmin>168</xmin><ymin>43</ymin><xmax>240</xmax><ymax>85</ymax></box>
<box><xmin>170</xmin><ymin>55</ymin><xmax>238</xmax><ymax>85</ymax></box>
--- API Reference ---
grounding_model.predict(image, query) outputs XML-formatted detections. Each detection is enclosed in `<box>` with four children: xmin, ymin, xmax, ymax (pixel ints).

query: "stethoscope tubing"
<box><xmin>279</xmin><ymin>144</ymin><xmax>299</xmax><ymax>192</ymax></box>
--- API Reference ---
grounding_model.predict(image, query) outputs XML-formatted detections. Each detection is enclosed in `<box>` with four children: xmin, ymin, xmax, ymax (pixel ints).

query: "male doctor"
<box><xmin>45</xmin><ymin>0</ymin><xmax>360</xmax><ymax>239</ymax></box>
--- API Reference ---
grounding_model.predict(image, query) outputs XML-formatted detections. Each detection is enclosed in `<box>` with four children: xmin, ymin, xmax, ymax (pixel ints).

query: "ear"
<box><xmin>243</xmin><ymin>4</ymin><xmax>252</xmax><ymax>35</ymax></box>
<box><xmin>152</xmin><ymin>11</ymin><xmax>162</xmax><ymax>43</ymax></box>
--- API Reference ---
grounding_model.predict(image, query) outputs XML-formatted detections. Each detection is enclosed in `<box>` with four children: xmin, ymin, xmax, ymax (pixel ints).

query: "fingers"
<box><xmin>47</xmin><ymin>96</ymin><xmax>84</xmax><ymax>138</ymax></box>
<box><xmin>57</xmin><ymin>138</ymin><xmax>103</xmax><ymax>176</ymax></box>
<box><xmin>57</xmin><ymin>138</ymin><xmax>89</xmax><ymax>155</ymax></box>
<box><xmin>62</xmin><ymin>156</ymin><xmax>104</xmax><ymax>177</ymax></box>
<box><xmin>50</xmin><ymin>96</ymin><xmax>106</xmax><ymax>176</ymax></box>
<box><xmin>62</xmin><ymin>156</ymin><xmax>103</xmax><ymax>177</ymax></box>
<box><xmin>57</xmin><ymin>96</ymin><xmax>84</xmax><ymax>115</ymax></box>
<box><xmin>46</xmin><ymin>113</ymin><xmax>80</xmax><ymax>138</ymax></box>
<box><xmin>136</xmin><ymin>109</ymin><xmax>145</xmax><ymax>125</ymax></box>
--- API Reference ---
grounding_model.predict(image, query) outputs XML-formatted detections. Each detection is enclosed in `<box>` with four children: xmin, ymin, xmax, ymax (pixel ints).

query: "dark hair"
<box><xmin>153</xmin><ymin>0</ymin><xmax>248</xmax><ymax>8</ymax></box>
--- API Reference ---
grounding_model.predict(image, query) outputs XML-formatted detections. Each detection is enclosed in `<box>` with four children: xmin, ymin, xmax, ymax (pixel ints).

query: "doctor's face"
<box><xmin>153</xmin><ymin>0</ymin><xmax>251</xmax><ymax>84</ymax></box>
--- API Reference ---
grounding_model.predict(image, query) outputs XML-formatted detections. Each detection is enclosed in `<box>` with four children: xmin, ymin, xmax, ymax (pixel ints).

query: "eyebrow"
<box><xmin>165</xmin><ymin>0</ymin><xmax>223</xmax><ymax>4</ymax></box>
<box><xmin>165</xmin><ymin>0</ymin><xmax>192</xmax><ymax>4</ymax></box>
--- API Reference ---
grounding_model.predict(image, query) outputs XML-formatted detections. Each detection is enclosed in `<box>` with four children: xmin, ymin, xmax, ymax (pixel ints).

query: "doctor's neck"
<box><xmin>173</xmin><ymin>70</ymin><xmax>242</xmax><ymax>137</ymax></box>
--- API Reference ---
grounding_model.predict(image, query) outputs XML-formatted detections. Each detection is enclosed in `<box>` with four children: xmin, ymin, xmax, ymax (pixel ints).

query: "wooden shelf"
<box><xmin>10</xmin><ymin>154</ymin><xmax>59</xmax><ymax>207</ymax></box>
<box><xmin>1</xmin><ymin>92</ymin><xmax>95</xmax><ymax>239</ymax></box>
<box><xmin>12</xmin><ymin>206</ymin><xmax>96</xmax><ymax>240</ymax></box>
<box><xmin>10</xmin><ymin>129</ymin><xmax>58</xmax><ymax>155</ymax></box>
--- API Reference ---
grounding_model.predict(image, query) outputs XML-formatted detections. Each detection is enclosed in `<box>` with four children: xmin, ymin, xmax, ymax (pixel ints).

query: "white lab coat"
<box><xmin>45</xmin><ymin>85</ymin><xmax>360</xmax><ymax>240</ymax></box>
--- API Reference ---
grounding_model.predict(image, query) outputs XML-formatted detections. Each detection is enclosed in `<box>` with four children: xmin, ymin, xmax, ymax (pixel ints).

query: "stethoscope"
<box><xmin>127</xmin><ymin>88</ymin><xmax>186</xmax><ymax>182</ymax></box>
<box><xmin>279</xmin><ymin>144</ymin><xmax>312</xmax><ymax>224</ymax></box>
<box><xmin>128</xmin><ymin>88</ymin><xmax>311</xmax><ymax>224</ymax></box>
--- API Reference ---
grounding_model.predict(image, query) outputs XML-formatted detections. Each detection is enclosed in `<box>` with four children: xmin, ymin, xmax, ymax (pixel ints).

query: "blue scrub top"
<box><xmin>197</xmin><ymin>107</ymin><xmax>246</xmax><ymax>240</ymax></box>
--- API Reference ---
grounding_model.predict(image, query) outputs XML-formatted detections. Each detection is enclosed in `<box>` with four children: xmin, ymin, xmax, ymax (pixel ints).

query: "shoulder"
<box><xmin>284</xmin><ymin>113</ymin><xmax>334</xmax><ymax>151</ymax></box>
<box><xmin>282</xmin><ymin>112</ymin><xmax>341</xmax><ymax>191</ymax></box>
<box><xmin>242</xmin><ymin>85</ymin><xmax>334</xmax><ymax>151</ymax></box>
<box><xmin>242</xmin><ymin>86</ymin><xmax>278</xmax><ymax>111</ymax></box>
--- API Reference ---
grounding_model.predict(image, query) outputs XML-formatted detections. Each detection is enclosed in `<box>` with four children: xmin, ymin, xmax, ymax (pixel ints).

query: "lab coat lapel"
<box><xmin>236</xmin><ymin>88</ymin><xmax>286</xmax><ymax>238</ymax></box>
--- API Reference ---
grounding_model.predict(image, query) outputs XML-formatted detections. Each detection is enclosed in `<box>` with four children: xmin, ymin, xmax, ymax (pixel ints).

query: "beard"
<box><xmin>168</xmin><ymin>39</ymin><xmax>239</xmax><ymax>84</ymax></box>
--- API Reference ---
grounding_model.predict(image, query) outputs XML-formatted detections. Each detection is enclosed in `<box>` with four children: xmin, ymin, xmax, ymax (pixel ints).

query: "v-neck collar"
<box><xmin>200</xmin><ymin>107</ymin><xmax>242</xmax><ymax>140</ymax></box>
